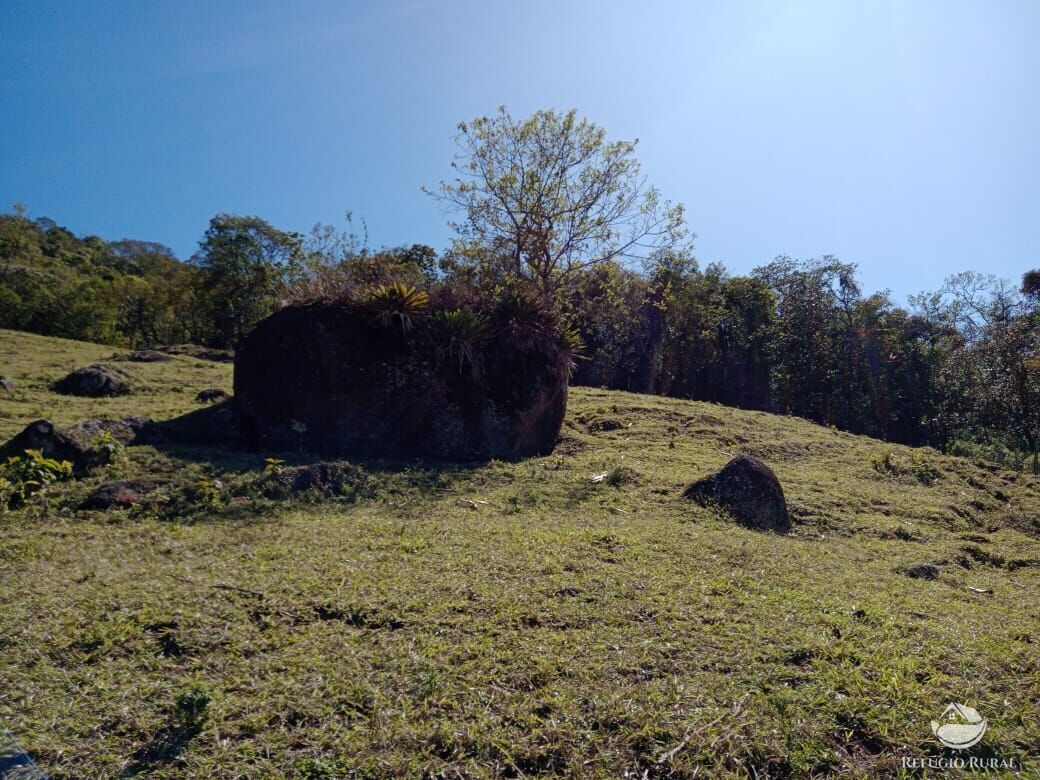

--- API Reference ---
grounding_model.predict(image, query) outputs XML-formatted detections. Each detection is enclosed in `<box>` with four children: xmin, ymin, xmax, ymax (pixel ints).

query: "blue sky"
<box><xmin>2</xmin><ymin>0</ymin><xmax>1038</xmax><ymax>300</ymax></box>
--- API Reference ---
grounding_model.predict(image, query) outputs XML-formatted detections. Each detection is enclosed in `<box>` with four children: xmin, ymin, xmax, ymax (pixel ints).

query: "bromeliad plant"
<box><xmin>366</xmin><ymin>282</ymin><xmax>429</xmax><ymax>333</ymax></box>
<box><xmin>491</xmin><ymin>290</ymin><xmax>581</xmax><ymax>377</ymax></box>
<box><xmin>359</xmin><ymin>281</ymin><xmax>580</xmax><ymax>381</ymax></box>
<box><xmin>429</xmin><ymin>309</ymin><xmax>494</xmax><ymax>371</ymax></box>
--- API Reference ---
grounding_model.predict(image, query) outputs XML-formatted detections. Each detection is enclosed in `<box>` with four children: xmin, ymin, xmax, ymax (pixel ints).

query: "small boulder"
<box><xmin>905</xmin><ymin>563</ymin><xmax>941</xmax><ymax>580</ymax></box>
<box><xmin>0</xmin><ymin>378</ymin><xmax>15</xmax><ymax>393</ymax></box>
<box><xmin>157</xmin><ymin>344</ymin><xmax>234</xmax><ymax>363</ymax></box>
<box><xmin>0</xmin><ymin>419</ymin><xmax>88</xmax><ymax>466</ymax></box>
<box><xmin>195</xmin><ymin>388</ymin><xmax>229</xmax><ymax>404</ymax></box>
<box><xmin>259</xmin><ymin>461</ymin><xmax>373</xmax><ymax>500</ymax></box>
<box><xmin>0</xmin><ymin>417</ymin><xmax>155</xmax><ymax>475</ymax></box>
<box><xmin>64</xmin><ymin>416</ymin><xmax>155</xmax><ymax>447</ymax></box>
<box><xmin>125</xmin><ymin>350</ymin><xmax>171</xmax><ymax>363</ymax></box>
<box><xmin>53</xmin><ymin>364</ymin><xmax>132</xmax><ymax>397</ymax></box>
<box><xmin>684</xmin><ymin>455</ymin><xmax>790</xmax><ymax>533</ymax></box>
<box><xmin>81</xmin><ymin>480</ymin><xmax>162</xmax><ymax>510</ymax></box>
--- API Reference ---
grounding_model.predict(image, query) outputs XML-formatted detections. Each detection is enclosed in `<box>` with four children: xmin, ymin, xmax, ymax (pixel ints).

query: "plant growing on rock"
<box><xmin>366</xmin><ymin>283</ymin><xmax>429</xmax><ymax>333</ymax></box>
<box><xmin>429</xmin><ymin>309</ymin><xmax>493</xmax><ymax>370</ymax></box>
<box><xmin>491</xmin><ymin>290</ymin><xmax>580</xmax><ymax>376</ymax></box>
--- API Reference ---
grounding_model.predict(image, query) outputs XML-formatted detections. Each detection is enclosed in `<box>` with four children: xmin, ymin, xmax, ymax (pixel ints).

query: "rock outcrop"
<box><xmin>684</xmin><ymin>455</ymin><xmax>790</xmax><ymax>532</ymax></box>
<box><xmin>234</xmin><ymin>294</ymin><xmax>572</xmax><ymax>459</ymax></box>
<box><xmin>157</xmin><ymin>344</ymin><xmax>234</xmax><ymax>363</ymax></box>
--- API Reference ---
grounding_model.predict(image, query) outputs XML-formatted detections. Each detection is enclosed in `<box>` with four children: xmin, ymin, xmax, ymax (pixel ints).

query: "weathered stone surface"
<box><xmin>0</xmin><ymin>419</ymin><xmax>88</xmax><ymax>466</ymax></box>
<box><xmin>64</xmin><ymin>416</ymin><xmax>154</xmax><ymax>446</ymax></box>
<box><xmin>233</xmin><ymin>299</ymin><xmax>569</xmax><ymax>459</ymax></box>
<box><xmin>0</xmin><ymin>417</ymin><xmax>155</xmax><ymax>475</ymax></box>
<box><xmin>123</xmin><ymin>349</ymin><xmax>171</xmax><ymax>362</ymax></box>
<box><xmin>259</xmin><ymin>461</ymin><xmax>373</xmax><ymax>500</ymax></box>
<box><xmin>195</xmin><ymin>388</ymin><xmax>229</xmax><ymax>403</ymax></box>
<box><xmin>157</xmin><ymin>344</ymin><xmax>234</xmax><ymax>363</ymax></box>
<box><xmin>145</xmin><ymin>401</ymin><xmax>241</xmax><ymax>448</ymax></box>
<box><xmin>81</xmin><ymin>480</ymin><xmax>162</xmax><ymax>510</ymax></box>
<box><xmin>684</xmin><ymin>455</ymin><xmax>790</xmax><ymax>532</ymax></box>
<box><xmin>53</xmin><ymin>364</ymin><xmax>132</xmax><ymax>397</ymax></box>
<box><xmin>0</xmin><ymin>378</ymin><xmax>15</xmax><ymax>393</ymax></box>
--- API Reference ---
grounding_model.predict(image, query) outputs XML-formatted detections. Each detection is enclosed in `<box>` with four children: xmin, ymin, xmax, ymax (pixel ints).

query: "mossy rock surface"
<box><xmin>233</xmin><ymin>299</ymin><xmax>569</xmax><ymax>459</ymax></box>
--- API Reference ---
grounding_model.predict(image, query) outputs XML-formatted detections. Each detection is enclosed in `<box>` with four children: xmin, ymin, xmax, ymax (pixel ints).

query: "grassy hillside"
<box><xmin>1</xmin><ymin>327</ymin><xmax>1038</xmax><ymax>778</ymax></box>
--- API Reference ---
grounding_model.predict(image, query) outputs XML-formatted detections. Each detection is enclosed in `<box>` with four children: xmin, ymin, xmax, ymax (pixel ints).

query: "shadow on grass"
<box><xmin>120</xmin><ymin>724</ymin><xmax>200</xmax><ymax>778</ymax></box>
<box><xmin>149</xmin><ymin>441</ymin><xmax>491</xmax><ymax>485</ymax></box>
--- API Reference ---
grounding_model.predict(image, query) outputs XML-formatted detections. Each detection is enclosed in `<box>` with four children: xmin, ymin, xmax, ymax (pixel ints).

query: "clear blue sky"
<box><xmin>2</xmin><ymin>0</ymin><xmax>1038</xmax><ymax>300</ymax></box>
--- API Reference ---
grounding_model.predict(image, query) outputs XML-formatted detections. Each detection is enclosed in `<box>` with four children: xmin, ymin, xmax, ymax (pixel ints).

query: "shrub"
<box><xmin>258</xmin><ymin>461</ymin><xmax>373</xmax><ymax>502</ymax></box>
<box><xmin>263</xmin><ymin>457</ymin><xmax>285</xmax><ymax>476</ymax></box>
<box><xmin>187</xmin><ymin>477</ymin><xmax>228</xmax><ymax>509</ymax></box>
<box><xmin>1</xmin><ymin>449</ymin><xmax>74</xmax><ymax>509</ymax></box>
<box><xmin>949</xmin><ymin>436</ymin><xmax>1025</xmax><ymax>471</ymax></box>
<box><xmin>911</xmin><ymin>451</ymin><xmax>940</xmax><ymax>485</ymax></box>
<box><xmin>87</xmin><ymin>430</ymin><xmax>127</xmax><ymax>473</ymax></box>
<box><xmin>174</xmin><ymin>686</ymin><xmax>211</xmax><ymax>731</ymax></box>
<box><xmin>868</xmin><ymin>450</ymin><xmax>896</xmax><ymax>475</ymax></box>
<box><xmin>605</xmin><ymin>466</ymin><xmax>640</xmax><ymax>487</ymax></box>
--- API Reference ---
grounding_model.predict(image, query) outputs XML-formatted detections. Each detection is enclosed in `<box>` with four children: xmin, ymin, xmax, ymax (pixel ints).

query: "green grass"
<box><xmin>1</xmin><ymin>327</ymin><xmax>1039</xmax><ymax>778</ymax></box>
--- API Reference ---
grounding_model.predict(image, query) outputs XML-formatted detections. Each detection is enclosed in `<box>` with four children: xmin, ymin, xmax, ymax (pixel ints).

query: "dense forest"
<box><xmin>2</xmin><ymin>203</ymin><xmax>1038</xmax><ymax>470</ymax></box>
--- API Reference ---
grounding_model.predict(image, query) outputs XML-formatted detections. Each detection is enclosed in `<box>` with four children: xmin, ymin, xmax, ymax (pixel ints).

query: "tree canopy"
<box><xmin>426</xmin><ymin>107</ymin><xmax>689</xmax><ymax>298</ymax></box>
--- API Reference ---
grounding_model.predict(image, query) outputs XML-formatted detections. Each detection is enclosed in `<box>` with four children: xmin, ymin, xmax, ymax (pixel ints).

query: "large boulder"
<box><xmin>53</xmin><ymin>364</ymin><xmax>132</xmax><ymax>397</ymax></box>
<box><xmin>684</xmin><ymin>455</ymin><xmax>790</xmax><ymax>532</ymax></box>
<box><xmin>0</xmin><ymin>378</ymin><xmax>16</xmax><ymax>393</ymax></box>
<box><xmin>233</xmin><ymin>294</ymin><xmax>571</xmax><ymax>459</ymax></box>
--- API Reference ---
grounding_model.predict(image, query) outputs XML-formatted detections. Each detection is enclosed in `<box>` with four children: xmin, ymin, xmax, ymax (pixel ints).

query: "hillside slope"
<box><xmin>1</xmin><ymin>328</ymin><xmax>1038</xmax><ymax>778</ymax></box>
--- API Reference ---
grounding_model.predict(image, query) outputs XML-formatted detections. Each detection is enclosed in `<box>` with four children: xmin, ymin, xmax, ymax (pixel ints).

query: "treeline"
<box><xmin>0</xmin><ymin>209</ymin><xmax>434</xmax><ymax>350</ymax></box>
<box><xmin>2</xmin><ymin>207</ymin><xmax>1038</xmax><ymax>468</ymax></box>
<box><xmin>565</xmin><ymin>255</ymin><xmax>1040</xmax><ymax>469</ymax></box>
